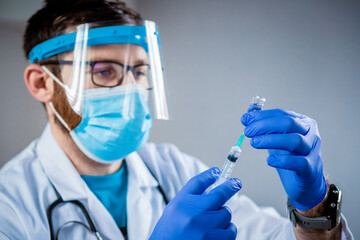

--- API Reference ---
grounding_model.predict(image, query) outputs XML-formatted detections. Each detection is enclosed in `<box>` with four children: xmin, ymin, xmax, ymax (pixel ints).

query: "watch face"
<box><xmin>327</xmin><ymin>184</ymin><xmax>341</xmax><ymax>229</ymax></box>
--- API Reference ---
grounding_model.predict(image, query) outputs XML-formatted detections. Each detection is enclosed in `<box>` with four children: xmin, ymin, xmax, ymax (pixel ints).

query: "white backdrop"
<box><xmin>0</xmin><ymin>0</ymin><xmax>359</xmax><ymax>238</ymax></box>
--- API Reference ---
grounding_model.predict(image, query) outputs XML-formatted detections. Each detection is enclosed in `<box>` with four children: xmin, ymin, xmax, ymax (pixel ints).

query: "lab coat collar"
<box><xmin>36</xmin><ymin>124</ymin><xmax>89</xmax><ymax>201</ymax></box>
<box><xmin>126</xmin><ymin>148</ymin><xmax>160</xmax><ymax>240</ymax></box>
<box><xmin>126</xmin><ymin>150</ymin><xmax>158</xmax><ymax>188</ymax></box>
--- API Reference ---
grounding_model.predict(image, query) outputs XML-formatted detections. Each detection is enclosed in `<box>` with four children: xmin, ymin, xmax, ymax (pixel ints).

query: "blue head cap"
<box><xmin>28</xmin><ymin>25</ymin><xmax>148</xmax><ymax>63</ymax></box>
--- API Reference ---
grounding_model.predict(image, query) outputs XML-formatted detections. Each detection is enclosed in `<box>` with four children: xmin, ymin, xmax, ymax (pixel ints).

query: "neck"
<box><xmin>49</xmin><ymin>120</ymin><xmax>122</xmax><ymax>176</ymax></box>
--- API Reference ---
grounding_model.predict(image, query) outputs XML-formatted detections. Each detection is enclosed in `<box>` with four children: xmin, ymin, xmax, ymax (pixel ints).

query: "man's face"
<box><xmin>50</xmin><ymin>43</ymin><xmax>150</xmax><ymax>131</ymax></box>
<box><xmin>59</xmin><ymin>43</ymin><xmax>150</xmax><ymax>90</ymax></box>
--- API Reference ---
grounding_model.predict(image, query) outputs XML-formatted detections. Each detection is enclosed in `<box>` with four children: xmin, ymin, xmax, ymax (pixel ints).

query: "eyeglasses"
<box><xmin>40</xmin><ymin>60</ymin><xmax>150</xmax><ymax>88</ymax></box>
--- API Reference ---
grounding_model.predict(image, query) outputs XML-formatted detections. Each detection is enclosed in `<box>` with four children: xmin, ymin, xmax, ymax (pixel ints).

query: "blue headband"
<box><xmin>28</xmin><ymin>25</ymin><xmax>148</xmax><ymax>63</ymax></box>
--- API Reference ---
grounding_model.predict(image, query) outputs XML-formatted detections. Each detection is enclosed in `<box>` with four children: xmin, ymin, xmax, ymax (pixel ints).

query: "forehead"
<box><xmin>87</xmin><ymin>44</ymin><xmax>148</xmax><ymax>62</ymax></box>
<box><xmin>61</xmin><ymin>43</ymin><xmax>148</xmax><ymax>63</ymax></box>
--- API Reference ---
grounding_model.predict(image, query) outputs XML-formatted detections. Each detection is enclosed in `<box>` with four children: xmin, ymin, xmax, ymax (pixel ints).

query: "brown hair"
<box><xmin>23</xmin><ymin>0</ymin><xmax>143</xmax><ymax>60</ymax></box>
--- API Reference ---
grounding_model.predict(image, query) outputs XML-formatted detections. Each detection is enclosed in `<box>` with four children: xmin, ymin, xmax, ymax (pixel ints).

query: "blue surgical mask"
<box><xmin>69</xmin><ymin>84</ymin><xmax>152</xmax><ymax>163</ymax></box>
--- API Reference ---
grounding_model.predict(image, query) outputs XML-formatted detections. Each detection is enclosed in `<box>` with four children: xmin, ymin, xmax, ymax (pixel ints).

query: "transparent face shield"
<box><xmin>32</xmin><ymin>20</ymin><xmax>170</xmax><ymax>128</ymax></box>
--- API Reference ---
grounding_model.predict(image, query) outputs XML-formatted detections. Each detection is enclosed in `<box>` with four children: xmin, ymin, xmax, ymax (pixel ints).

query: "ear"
<box><xmin>24</xmin><ymin>64</ymin><xmax>54</xmax><ymax>103</ymax></box>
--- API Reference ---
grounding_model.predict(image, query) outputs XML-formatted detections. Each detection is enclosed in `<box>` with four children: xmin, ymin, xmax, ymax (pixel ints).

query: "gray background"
<box><xmin>1</xmin><ymin>0</ymin><xmax>359</xmax><ymax>237</ymax></box>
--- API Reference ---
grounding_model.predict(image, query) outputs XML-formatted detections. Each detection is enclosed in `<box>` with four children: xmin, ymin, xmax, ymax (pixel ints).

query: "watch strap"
<box><xmin>287</xmin><ymin>199</ymin><xmax>332</xmax><ymax>230</ymax></box>
<box><xmin>287</xmin><ymin>184</ymin><xmax>341</xmax><ymax>231</ymax></box>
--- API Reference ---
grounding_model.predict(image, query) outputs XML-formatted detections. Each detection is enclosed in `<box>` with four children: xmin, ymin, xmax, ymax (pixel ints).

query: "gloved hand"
<box><xmin>241</xmin><ymin>109</ymin><xmax>328</xmax><ymax>211</ymax></box>
<box><xmin>149</xmin><ymin>167</ymin><xmax>242</xmax><ymax>240</ymax></box>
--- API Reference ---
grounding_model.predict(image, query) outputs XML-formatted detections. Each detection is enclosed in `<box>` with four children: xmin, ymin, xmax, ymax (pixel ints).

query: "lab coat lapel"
<box><xmin>37</xmin><ymin>124</ymin><xmax>88</xmax><ymax>201</ymax></box>
<box><xmin>37</xmin><ymin>125</ymin><xmax>125</xmax><ymax>239</ymax></box>
<box><xmin>86</xmin><ymin>187</ymin><xmax>125</xmax><ymax>240</ymax></box>
<box><xmin>126</xmin><ymin>151</ymin><xmax>159</xmax><ymax>240</ymax></box>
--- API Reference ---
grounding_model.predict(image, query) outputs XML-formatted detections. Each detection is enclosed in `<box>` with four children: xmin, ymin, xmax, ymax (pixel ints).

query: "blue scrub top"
<box><xmin>81</xmin><ymin>162</ymin><xmax>128</xmax><ymax>229</ymax></box>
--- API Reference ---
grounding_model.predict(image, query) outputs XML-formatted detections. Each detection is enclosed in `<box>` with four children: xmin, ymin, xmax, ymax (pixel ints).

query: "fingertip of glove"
<box><xmin>250</xmin><ymin>137</ymin><xmax>261</xmax><ymax>147</ymax></box>
<box><xmin>230</xmin><ymin>178</ymin><xmax>242</xmax><ymax>190</ymax></box>
<box><xmin>267</xmin><ymin>155</ymin><xmax>277</xmax><ymax>167</ymax></box>
<box><xmin>243</xmin><ymin>126</ymin><xmax>252</xmax><ymax>138</ymax></box>
<box><xmin>241</xmin><ymin>113</ymin><xmax>253</xmax><ymax>125</ymax></box>
<box><xmin>211</xmin><ymin>167</ymin><xmax>221</xmax><ymax>176</ymax></box>
<box><xmin>223</xmin><ymin>205</ymin><xmax>232</xmax><ymax>214</ymax></box>
<box><xmin>227</xmin><ymin>222</ymin><xmax>238</xmax><ymax>238</ymax></box>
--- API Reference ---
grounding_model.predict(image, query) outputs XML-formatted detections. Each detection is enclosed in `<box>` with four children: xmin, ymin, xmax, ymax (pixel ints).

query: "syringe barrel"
<box><xmin>220</xmin><ymin>159</ymin><xmax>236</xmax><ymax>179</ymax></box>
<box><xmin>218</xmin><ymin>145</ymin><xmax>241</xmax><ymax>182</ymax></box>
<box><xmin>209</xmin><ymin>160</ymin><xmax>235</xmax><ymax>191</ymax></box>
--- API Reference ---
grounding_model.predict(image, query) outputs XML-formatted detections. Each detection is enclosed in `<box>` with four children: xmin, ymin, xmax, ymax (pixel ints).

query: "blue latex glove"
<box><xmin>241</xmin><ymin>109</ymin><xmax>328</xmax><ymax>211</ymax></box>
<box><xmin>149</xmin><ymin>167</ymin><xmax>242</xmax><ymax>240</ymax></box>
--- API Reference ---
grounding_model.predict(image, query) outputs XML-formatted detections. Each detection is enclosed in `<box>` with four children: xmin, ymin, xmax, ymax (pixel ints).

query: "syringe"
<box><xmin>208</xmin><ymin>94</ymin><xmax>265</xmax><ymax>191</ymax></box>
<box><xmin>209</xmin><ymin>134</ymin><xmax>245</xmax><ymax>189</ymax></box>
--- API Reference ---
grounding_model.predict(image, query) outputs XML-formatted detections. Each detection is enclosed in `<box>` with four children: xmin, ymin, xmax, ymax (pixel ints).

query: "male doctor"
<box><xmin>0</xmin><ymin>0</ymin><xmax>354</xmax><ymax>239</ymax></box>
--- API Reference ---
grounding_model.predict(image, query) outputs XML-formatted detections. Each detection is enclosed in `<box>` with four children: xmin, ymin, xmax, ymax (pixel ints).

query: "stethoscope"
<box><xmin>47</xmin><ymin>160</ymin><xmax>169</xmax><ymax>240</ymax></box>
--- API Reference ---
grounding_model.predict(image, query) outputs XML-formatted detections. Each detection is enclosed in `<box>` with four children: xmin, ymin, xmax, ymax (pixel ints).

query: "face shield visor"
<box><xmin>29</xmin><ymin>20</ymin><xmax>170</xmax><ymax>163</ymax></box>
<box><xmin>30</xmin><ymin>20</ymin><xmax>170</xmax><ymax>121</ymax></box>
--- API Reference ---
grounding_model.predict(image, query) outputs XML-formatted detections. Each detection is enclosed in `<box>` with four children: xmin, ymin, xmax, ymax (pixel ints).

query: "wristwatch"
<box><xmin>287</xmin><ymin>184</ymin><xmax>342</xmax><ymax>230</ymax></box>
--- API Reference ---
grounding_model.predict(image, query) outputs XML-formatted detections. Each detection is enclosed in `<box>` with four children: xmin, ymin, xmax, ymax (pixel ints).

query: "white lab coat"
<box><xmin>0</xmin><ymin>125</ymin><xmax>354</xmax><ymax>240</ymax></box>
